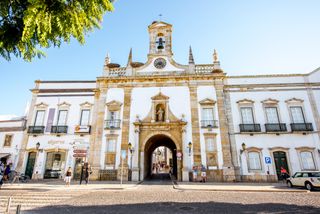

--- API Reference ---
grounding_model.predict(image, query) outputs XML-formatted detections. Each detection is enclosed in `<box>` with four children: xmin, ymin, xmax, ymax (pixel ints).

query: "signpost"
<box><xmin>265</xmin><ymin>157</ymin><xmax>272</xmax><ymax>182</ymax></box>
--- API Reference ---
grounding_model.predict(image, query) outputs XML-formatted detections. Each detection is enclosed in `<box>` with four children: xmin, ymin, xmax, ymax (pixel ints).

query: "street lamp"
<box><xmin>188</xmin><ymin>142</ymin><xmax>192</xmax><ymax>156</ymax></box>
<box><xmin>128</xmin><ymin>142</ymin><xmax>135</xmax><ymax>180</ymax></box>
<box><xmin>36</xmin><ymin>142</ymin><xmax>40</xmax><ymax>150</ymax></box>
<box><xmin>240</xmin><ymin>142</ymin><xmax>246</xmax><ymax>154</ymax></box>
<box><xmin>239</xmin><ymin>142</ymin><xmax>246</xmax><ymax>181</ymax></box>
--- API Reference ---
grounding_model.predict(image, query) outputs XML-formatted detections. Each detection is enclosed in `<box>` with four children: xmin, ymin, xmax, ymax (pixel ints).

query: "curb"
<box><xmin>172</xmin><ymin>183</ymin><xmax>310</xmax><ymax>193</ymax></box>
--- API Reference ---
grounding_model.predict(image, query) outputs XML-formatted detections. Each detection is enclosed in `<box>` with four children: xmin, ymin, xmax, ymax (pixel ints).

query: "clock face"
<box><xmin>154</xmin><ymin>58</ymin><xmax>166</xmax><ymax>69</ymax></box>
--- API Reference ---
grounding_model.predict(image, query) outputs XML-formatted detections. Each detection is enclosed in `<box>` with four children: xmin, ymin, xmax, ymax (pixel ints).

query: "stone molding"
<box><xmin>199</xmin><ymin>98</ymin><xmax>216</xmax><ymax>106</ymax></box>
<box><xmin>106</xmin><ymin>100</ymin><xmax>122</xmax><ymax>112</ymax></box>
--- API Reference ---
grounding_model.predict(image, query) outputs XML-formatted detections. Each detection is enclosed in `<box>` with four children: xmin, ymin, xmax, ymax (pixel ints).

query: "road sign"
<box><xmin>73</xmin><ymin>153</ymin><xmax>87</xmax><ymax>158</ymax></box>
<box><xmin>265</xmin><ymin>157</ymin><xmax>272</xmax><ymax>164</ymax></box>
<box><xmin>73</xmin><ymin>149</ymin><xmax>87</xmax><ymax>153</ymax></box>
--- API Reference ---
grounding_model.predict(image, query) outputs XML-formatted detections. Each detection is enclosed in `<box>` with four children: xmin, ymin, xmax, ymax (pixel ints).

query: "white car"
<box><xmin>287</xmin><ymin>171</ymin><xmax>320</xmax><ymax>190</ymax></box>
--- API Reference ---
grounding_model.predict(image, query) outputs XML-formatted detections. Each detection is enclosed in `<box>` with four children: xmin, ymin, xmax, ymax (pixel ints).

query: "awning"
<box><xmin>0</xmin><ymin>153</ymin><xmax>10</xmax><ymax>159</ymax></box>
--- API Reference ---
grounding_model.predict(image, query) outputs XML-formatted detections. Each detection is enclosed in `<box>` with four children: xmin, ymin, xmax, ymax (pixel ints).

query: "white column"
<box><xmin>132</xmin><ymin>127</ymin><xmax>140</xmax><ymax>181</ymax></box>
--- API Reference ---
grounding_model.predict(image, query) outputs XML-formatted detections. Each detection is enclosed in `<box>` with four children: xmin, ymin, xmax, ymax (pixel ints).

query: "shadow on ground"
<box><xmin>25</xmin><ymin>201</ymin><xmax>320</xmax><ymax>214</ymax></box>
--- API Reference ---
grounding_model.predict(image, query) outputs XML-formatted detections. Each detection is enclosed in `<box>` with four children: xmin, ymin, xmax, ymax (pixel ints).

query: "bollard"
<box><xmin>16</xmin><ymin>205</ymin><xmax>21</xmax><ymax>214</ymax></box>
<box><xmin>5</xmin><ymin>197</ymin><xmax>12</xmax><ymax>214</ymax></box>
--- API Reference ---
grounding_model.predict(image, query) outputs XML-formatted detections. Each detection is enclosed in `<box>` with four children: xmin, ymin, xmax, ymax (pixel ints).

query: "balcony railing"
<box><xmin>265</xmin><ymin>123</ymin><xmax>287</xmax><ymax>132</ymax></box>
<box><xmin>27</xmin><ymin>126</ymin><xmax>45</xmax><ymax>134</ymax></box>
<box><xmin>105</xmin><ymin>119</ymin><xmax>121</xmax><ymax>129</ymax></box>
<box><xmin>239</xmin><ymin>124</ymin><xmax>261</xmax><ymax>132</ymax></box>
<box><xmin>290</xmin><ymin>123</ymin><xmax>313</xmax><ymax>132</ymax></box>
<box><xmin>51</xmin><ymin>126</ymin><xmax>68</xmax><ymax>134</ymax></box>
<box><xmin>200</xmin><ymin>120</ymin><xmax>219</xmax><ymax>128</ymax></box>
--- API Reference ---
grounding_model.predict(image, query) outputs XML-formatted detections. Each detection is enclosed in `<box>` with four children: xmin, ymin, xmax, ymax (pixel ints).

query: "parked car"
<box><xmin>287</xmin><ymin>171</ymin><xmax>320</xmax><ymax>190</ymax></box>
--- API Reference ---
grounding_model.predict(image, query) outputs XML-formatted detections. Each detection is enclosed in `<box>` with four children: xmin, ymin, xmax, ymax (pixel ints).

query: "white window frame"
<box><xmin>290</xmin><ymin>106</ymin><xmax>305</xmax><ymax>124</ymax></box>
<box><xmin>240</xmin><ymin>107</ymin><xmax>255</xmax><ymax>124</ymax></box>
<box><xmin>56</xmin><ymin>110</ymin><xmax>68</xmax><ymax>126</ymax></box>
<box><xmin>79</xmin><ymin>109</ymin><xmax>91</xmax><ymax>126</ymax></box>
<box><xmin>34</xmin><ymin>110</ymin><xmax>46</xmax><ymax>126</ymax></box>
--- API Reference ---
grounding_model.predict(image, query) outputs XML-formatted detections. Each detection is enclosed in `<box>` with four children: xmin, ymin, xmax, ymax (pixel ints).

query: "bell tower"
<box><xmin>148</xmin><ymin>21</ymin><xmax>173</xmax><ymax>57</ymax></box>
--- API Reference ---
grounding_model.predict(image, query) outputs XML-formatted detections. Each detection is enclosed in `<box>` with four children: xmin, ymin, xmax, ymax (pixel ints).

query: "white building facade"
<box><xmin>8</xmin><ymin>21</ymin><xmax>320</xmax><ymax>182</ymax></box>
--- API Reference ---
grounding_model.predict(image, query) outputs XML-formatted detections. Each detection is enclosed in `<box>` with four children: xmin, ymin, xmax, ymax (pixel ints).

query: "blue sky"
<box><xmin>1</xmin><ymin>0</ymin><xmax>320</xmax><ymax>116</ymax></box>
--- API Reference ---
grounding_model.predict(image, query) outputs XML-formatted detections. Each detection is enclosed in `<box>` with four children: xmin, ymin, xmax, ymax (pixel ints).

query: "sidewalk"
<box><xmin>1</xmin><ymin>180</ymin><xmax>141</xmax><ymax>191</ymax></box>
<box><xmin>174</xmin><ymin>182</ymin><xmax>309</xmax><ymax>193</ymax></box>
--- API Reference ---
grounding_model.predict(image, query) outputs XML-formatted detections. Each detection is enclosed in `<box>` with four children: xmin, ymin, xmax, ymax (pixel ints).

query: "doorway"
<box><xmin>25</xmin><ymin>152</ymin><xmax>36</xmax><ymax>179</ymax></box>
<box><xmin>144</xmin><ymin>134</ymin><xmax>178</xmax><ymax>180</ymax></box>
<box><xmin>273</xmin><ymin>151</ymin><xmax>289</xmax><ymax>180</ymax></box>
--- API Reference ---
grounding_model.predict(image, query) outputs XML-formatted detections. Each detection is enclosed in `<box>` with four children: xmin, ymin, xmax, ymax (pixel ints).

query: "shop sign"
<box><xmin>73</xmin><ymin>149</ymin><xmax>87</xmax><ymax>154</ymax></box>
<box><xmin>73</xmin><ymin>153</ymin><xmax>87</xmax><ymax>158</ymax></box>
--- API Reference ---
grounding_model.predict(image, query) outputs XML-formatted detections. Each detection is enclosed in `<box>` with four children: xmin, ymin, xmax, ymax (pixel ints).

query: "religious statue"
<box><xmin>156</xmin><ymin>107</ymin><xmax>164</xmax><ymax>122</ymax></box>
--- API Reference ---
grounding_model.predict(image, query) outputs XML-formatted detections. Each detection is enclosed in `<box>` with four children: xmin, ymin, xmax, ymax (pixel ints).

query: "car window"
<box><xmin>310</xmin><ymin>172</ymin><xmax>320</xmax><ymax>177</ymax></box>
<box><xmin>302</xmin><ymin>173</ymin><xmax>309</xmax><ymax>178</ymax></box>
<box><xmin>294</xmin><ymin>173</ymin><xmax>303</xmax><ymax>178</ymax></box>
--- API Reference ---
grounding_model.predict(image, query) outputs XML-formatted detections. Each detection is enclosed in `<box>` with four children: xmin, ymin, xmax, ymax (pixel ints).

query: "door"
<box><xmin>273</xmin><ymin>151</ymin><xmax>289</xmax><ymax>180</ymax></box>
<box><xmin>25</xmin><ymin>152</ymin><xmax>37</xmax><ymax>179</ymax></box>
<box><xmin>73</xmin><ymin>158</ymin><xmax>84</xmax><ymax>179</ymax></box>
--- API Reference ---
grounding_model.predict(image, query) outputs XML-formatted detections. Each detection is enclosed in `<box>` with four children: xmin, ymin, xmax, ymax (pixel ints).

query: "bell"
<box><xmin>157</xmin><ymin>38</ymin><xmax>164</xmax><ymax>50</ymax></box>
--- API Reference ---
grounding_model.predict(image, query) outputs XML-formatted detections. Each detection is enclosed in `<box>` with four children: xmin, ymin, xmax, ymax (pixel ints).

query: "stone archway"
<box><xmin>144</xmin><ymin>134</ymin><xmax>178</xmax><ymax>179</ymax></box>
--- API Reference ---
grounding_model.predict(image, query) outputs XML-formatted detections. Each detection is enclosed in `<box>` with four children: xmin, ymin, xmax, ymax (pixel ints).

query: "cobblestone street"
<box><xmin>1</xmin><ymin>180</ymin><xmax>319</xmax><ymax>214</ymax></box>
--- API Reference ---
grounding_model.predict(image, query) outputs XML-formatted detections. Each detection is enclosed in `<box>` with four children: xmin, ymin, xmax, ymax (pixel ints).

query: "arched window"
<box><xmin>248</xmin><ymin>152</ymin><xmax>262</xmax><ymax>170</ymax></box>
<box><xmin>300</xmin><ymin>151</ymin><xmax>315</xmax><ymax>170</ymax></box>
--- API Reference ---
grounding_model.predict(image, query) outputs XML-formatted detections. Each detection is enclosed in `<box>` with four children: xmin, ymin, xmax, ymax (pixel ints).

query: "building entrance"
<box><xmin>144</xmin><ymin>135</ymin><xmax>178</xmax><ymax>180</ymax></box>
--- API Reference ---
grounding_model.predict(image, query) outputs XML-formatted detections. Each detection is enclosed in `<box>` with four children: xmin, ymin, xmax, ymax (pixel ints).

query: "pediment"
<box><xmin>151</xmin><ymin>92</ymin><xmax>169</xmax><ymax>101</ymax></box>
<box><xmin>80</xmin><ymin>101</ymin><xmax>93</xmax><ymax>108</ymax></box>
<box><xmin>58</xmin><ymin>102</ymin><xmax>71</xmax><ymax>108</ymax></box>
<box><xmin>106</xmin><ymin>100</ymin><xmax>122</xmax><ymax>111</ymax></box>
<box><xmin>35</xmin><ymin>102</ymin><xmax>48</xmax><ymax>108</ymax></box>
<box><xmin>236</xmin><ymin>99</ymin><xmax>254</xmax><ymax>104</ymax></box>
<box><xmin>285</xmin><ymin>98</ymin><xmax>304</xmax><ymax>103</ymax></box>
<box><xmin>261</xmin><ymin>98</ymin><xmax>279</xmax><ymax>104</ymax></box>
<box><xmin>199</xmin><ymin>98</ymin><xmax>216</xmax><ymax>105</ymax></box>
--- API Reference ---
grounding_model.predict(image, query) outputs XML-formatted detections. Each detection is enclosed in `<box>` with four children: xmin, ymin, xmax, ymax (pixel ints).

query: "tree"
<box><xmin>0</xmin><ymin>0</ymin><xmax>114</xmax><ymax>61</ymax></box>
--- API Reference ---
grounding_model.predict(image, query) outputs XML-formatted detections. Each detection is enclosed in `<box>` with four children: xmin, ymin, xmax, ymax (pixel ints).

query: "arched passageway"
<box><xmin>144</xmin><ymin>135</ymin><xmax>177</xmax><ymax>180</ymax></box>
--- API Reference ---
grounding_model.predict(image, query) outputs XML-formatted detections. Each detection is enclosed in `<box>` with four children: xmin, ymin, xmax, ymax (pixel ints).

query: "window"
<box><xmin>240</xmin><ymin>107</ymin><xmax>254</xmax><ymax>124</ymax></box>
<box><xmin>3</xmin><ymin>135</ymin><xmax>13</xmax><ymax>147</ymax></box>
<box><xmin>290</xmin><ymin>107</ymin><xmax>305</xmax><ymax>123</ymax></box>
<box><xmin>300</xmin><ymin>152</ymin><xmax>315</xmax><ymax>170</ymax></box>
<box><xmin>107</xmin><ymin>111</ymin><xmax>117</xmax><ymax>120</ymax></box>
<box><xmin>106</xmin><ymin>139</ymin><xmax>116</xmax><ymax>152</ymax></box>
<box><xmin>57</xmin><ymin>110</ymin><xmax>68</xmax><ymax>126</ymax></box>
<box><xmin>248</xmin><ymin>152</ymin><xmax>262</xmax><ymax>170</ymax></box>
<box><xmin>265</xmin><ymin>107</ymin><xmax>279</xmax><ymax>123</ymax></box>
<box><xmin>206</xmin><ymin>138</ymin><xmax>215</xmax><ymax>152</ymax></box>
<box><xmin>80</xmin><ymin>109</ymin><xmax>90</xmax><ymax>126</ymax></box>
<box><xmin>34</xmin><ymin>110</ymin><xmax>45</xmax><ymax>126</ymax></box>
<box><xmin>201</xmin><ymin>108</ymin><xmax>214</xmax><ymax>121</ymax></box>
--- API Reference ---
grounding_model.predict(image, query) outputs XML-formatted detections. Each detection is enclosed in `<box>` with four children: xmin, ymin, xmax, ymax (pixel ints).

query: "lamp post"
<box><xmin>33</xmin><ymin>142</ymin><xmax>41</xmax><ymax>179</ymax></box>
<box><xmin>239</xmin><ymin>142</ymin><xmax>246</xmax><ymax>181</ymax></box>
<box><xmin>128</xmin><ymin>142</ymin><xmax>134</xmax><ymax>181</ymax></box>
<box><xmin>187</xmin><ymin>142</ymin><xmax>192</xmax><ymax>156</ymax></box>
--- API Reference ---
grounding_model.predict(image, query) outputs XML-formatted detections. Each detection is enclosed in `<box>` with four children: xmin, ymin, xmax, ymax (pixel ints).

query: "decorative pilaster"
<box><xmin>88</xmin><ymin>87</ymin><xmax>107</xmax><ymax>179</ymax></box>
<box><xmin>117</xmin><ymin>87</ymin><xmax>133</xmax><ymax>180</ymax></box>
<box><xmin>188</xmin><ymin>85</ymin><xmax>201</xmax><ymax>165</ymax></box>
<box><xmin>215</xmin><ymin>79</ymin><xmax>236</xmax><ymax>182</ymax></box>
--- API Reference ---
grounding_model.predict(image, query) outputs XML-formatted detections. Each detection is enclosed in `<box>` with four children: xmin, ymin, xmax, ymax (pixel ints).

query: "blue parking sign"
<box><xmin>265</xmin><ymin>157</ymin><xmax>272</xmax><ymax>164</ymax></box>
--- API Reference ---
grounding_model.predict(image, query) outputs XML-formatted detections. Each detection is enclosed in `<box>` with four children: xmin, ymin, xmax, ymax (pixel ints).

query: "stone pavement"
<box><xmin>174</xmin><ymin>181</ymin><xmax>309</xmax><ymax>192</ymax></box>
<box><xmin>1</xmin><ymin>179</ymin><xmax>310</xmax><ymax>192</ymax></box>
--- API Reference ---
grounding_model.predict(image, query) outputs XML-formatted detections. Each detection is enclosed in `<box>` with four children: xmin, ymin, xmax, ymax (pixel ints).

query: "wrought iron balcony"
<box><xmin>239</xmin><ymin>124</ymin><xmax>261</xmax><ymax>132</ymax></box>
<box><xmin>27</xmin><ymin>126</ymin><xmax>45</xmax><ymax>134</ymax></box>
<box><xmin>105</xmin><ymin>119</ymin><xmax>121</xmax><ymax>129</ymax></box>
<box><xmin>265</xmin><ymin>123</ymin><xmax>287</xmax><ymax>132</ymax></box>
<box><xmin>200</xmin><ymin>120</ymin><xmax>219</xmax><ymax>128</ymax></box>
<box><xmin>290</xmin><ymin>123</ymin><xmax>313</xmax><ymax>132</ymax></box>
<box><xmin>51</xmin><ymin>126</ymin><xmax>68</xmax><ymax>134</ymax></box>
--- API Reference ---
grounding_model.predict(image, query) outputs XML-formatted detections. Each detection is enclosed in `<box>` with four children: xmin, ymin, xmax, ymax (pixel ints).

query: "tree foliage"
<box><xmin>0</xmin><ymin>0</ymin><xmax>114</xmax><ymax>61</ymax></box>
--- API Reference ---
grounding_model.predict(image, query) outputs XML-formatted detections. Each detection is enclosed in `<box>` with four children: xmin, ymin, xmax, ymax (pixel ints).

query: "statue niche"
<box><xmin>156</xmin><ymin>104</ymin><xmax>165</xmax><ymax>122</ymax></box>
